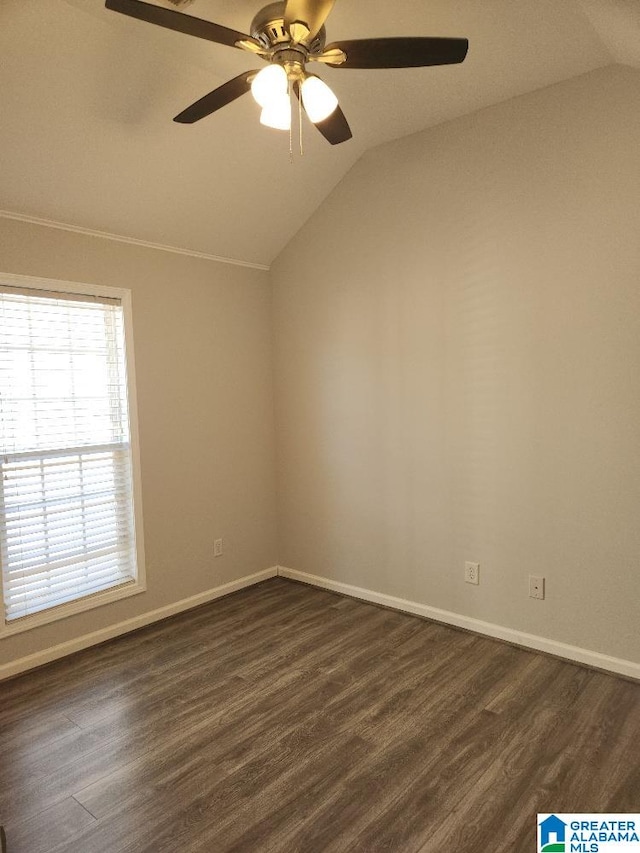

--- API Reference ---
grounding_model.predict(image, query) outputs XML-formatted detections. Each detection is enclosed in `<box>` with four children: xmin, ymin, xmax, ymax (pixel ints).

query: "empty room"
<box><xmin>1</xmin><ymin>1</ymin><xmax>639</xmax><ymax>851</ymax></box>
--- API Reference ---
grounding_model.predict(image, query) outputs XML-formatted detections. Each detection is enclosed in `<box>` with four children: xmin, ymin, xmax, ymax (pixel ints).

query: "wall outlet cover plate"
<box><xmin>465</xmin><ymin>562</ymin><xmax>480</xmax><ymax>585</ymax></box>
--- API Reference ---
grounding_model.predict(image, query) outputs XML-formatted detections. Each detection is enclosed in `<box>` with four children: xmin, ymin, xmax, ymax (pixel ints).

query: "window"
<box><xmin>0</xmin><ymin>274</ymin><xmax>145</xmax><ymax>633</ymax></box>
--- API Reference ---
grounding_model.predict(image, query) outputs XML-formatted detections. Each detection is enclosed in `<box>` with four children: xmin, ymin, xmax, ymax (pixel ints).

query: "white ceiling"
<box><xmin>0</xmin><ymin>0</ymin><xmax>633</xmax><ymax>266</ymax></box>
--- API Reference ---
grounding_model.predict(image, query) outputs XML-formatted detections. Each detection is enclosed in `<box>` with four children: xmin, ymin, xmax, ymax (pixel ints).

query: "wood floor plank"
<box><xmin>414</xmin><ymin>668</ymin><xmax>624</xmax><ymax>853</ymax></box>
<box><xmin>73</xmin><ymin>608</ymin><xmax>421</xmax><ymax>828</ymax></box>
<box><xmin>0</xmin><ymin>673</ymin><xmax>255</xmax><ymax>825</ymax></box>
<box><xmin>486</xmin><ymin>673</ymin><xmax>640</xmax><ymax>853</ymax></box>
<box><xmin>1</xmin><ymin>577</ymin><xmax>639</xmax><ymax>853</ymax></box>
<box><xmin>253</xmin><ymin>648</ymin><xmax>546</xmax><ymax>851</ymax></box>
<box><xmin>0</xmin><ymin>580</ymin><xmax>311</xmax><ymax>725</ymax></box>
<box><xmin>0</xmin><ymin>711</ymin><xmax>81</xmax><ymax>762</ymax></box>
<box><xmin>5</xmin><ymin>796</ymin><xmax>96</xmax><ymax>853</ymax></box>
<box><xmin>66</xmin><ymin>616</ymin><xmax>428</xmax><ymax>850</ymax></box>
<box><xmin>171</xmin><ymin>634</ymin><xmax>544</xmax><ymax>849</ymax></box>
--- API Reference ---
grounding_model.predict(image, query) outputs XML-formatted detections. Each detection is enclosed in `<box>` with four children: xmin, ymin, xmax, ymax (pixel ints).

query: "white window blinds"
<box><xmin>0</xmin><ymin>285</ymin><xmax>138</xmax><ymax>622</ymax></box>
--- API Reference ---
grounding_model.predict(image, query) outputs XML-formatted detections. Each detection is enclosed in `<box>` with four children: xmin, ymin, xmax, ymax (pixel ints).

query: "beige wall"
<box><xmin>0</xmin><ymin>218</ymin><xmax>277</xmax><ymax>666</ymax></box>
<box><xmin>271</xmin><ymin>65</ymin><xmax>640</xmax><ymax>663</ymax></box>
<box><xmin>2</xmin><ymin>64</ymin><xmax>639</xmax><ymax>673</ymax></box>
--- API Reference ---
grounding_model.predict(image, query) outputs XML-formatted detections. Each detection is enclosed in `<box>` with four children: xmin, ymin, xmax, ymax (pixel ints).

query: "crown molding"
<box><xmin>0</xmin><ymin>209</ymin><xmax>270</xmax><ymax>272</ymax></box>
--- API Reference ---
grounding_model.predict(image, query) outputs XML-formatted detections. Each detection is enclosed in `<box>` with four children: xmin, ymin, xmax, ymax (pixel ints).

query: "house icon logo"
<box><xmin>538</xmin><ymin>814</ymin><xmax>567</xmax><ymax>852</ymax></box>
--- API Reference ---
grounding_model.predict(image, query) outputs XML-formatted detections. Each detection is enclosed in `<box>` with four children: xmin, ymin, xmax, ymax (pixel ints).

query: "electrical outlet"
<box><xmin>464</xmin><ymin>562</ymin><xmax>480</xmax><ymax>585</ymax></box>
<box><xmin>529</xmin><ymin>575</ymin><xmax>545</xmax><ymax>600</ymax></box>
<box><xmin>214</xmin><ymin>538</ymin><xmax>223</xmax><ymax>558</ymax></box>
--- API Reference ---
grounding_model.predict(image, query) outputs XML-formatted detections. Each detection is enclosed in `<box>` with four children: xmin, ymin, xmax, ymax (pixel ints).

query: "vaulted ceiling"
<box><xmin>1</xmin><ymin>0</ymin><xmax>637</xmax><ymax>267</ymax></box>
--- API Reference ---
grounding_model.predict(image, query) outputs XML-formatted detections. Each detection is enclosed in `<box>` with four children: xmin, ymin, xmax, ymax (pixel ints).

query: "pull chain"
<box><xmin>299</xmin><ymin>84</ymin><xmax>304</xmax><ymax>156</ymax></box>
<box><xmin>288</xmin><ymin>79</ymin><xmax>294</xmax><ymax>164</ymax></box>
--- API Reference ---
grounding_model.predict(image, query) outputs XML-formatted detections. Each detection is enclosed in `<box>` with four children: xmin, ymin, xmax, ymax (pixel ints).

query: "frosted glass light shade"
<box><xmin>301</xmin><ymin>76</ymin><xmax>338</xmax><ymax>123</ymax></box>
<box><xmin>260</xmin><ymin>93</ymin><xmax>291</xmax><ymax>130</ymax></box>
<box><xmin>251</xmin><ymin>65</ymin><xmax>288</xmax><ymax>108</ymax></box>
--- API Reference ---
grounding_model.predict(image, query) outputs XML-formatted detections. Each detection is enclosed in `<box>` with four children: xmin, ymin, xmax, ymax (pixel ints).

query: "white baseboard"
<box><xmin>0</xmin><ymin>567</ymin><xmax>278</xmax><ymax>681</ymax></box>
<box><xmin>277</xmin><ymin>567</ymin><xmax>640</xmax><ymax>681</ymax></box>
<box><xmin>5</xmin><ymin>565</ymin><xmax>638</xmax><ymax>682</ymax></box>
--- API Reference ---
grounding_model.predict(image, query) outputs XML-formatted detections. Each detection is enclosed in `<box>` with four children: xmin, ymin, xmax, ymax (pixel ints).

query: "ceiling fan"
<box><xmin>105</xmin><ymin>0</ymin><xmax>469</xmax><ymax>145</ymax></box>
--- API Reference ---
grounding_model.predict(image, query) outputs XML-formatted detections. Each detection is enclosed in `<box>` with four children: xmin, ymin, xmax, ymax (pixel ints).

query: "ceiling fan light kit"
<box><xmin>300</xmin><ymin>75</ymin><xmax>338</xmax><ymax>123</ymax></box>
<box><xmin>260</xmin><ymin>93</ymin><xmax>292</xmax><ymax>130</ymax></box>
<box><xmin>251</xmin><ymin>63</ymin><xmax>288</xmax><ymax>108</ymax></box>
<box><xmin>105</xmin><ymin>0</ymin><xmax>469</xmax><ymax>149</ymax></box>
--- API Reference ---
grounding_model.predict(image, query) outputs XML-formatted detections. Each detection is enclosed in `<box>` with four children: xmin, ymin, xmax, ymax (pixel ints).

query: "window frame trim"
<box><xmin>0</xmin><ymin>272</ymin><xmax>146</xmax><ymax>637</ymax></box>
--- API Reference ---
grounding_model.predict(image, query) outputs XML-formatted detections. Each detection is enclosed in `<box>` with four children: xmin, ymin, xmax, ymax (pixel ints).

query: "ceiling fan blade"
<box><xmin>322</xmin><ymin>37</ymin><xmax>469</xmax><ymax>69</ymax></box>
<box><xmin>294</xmin><ymin>81</ymin><xmax>352</xmax><ymax>145</ymax></box>
<box><xmin>284</xmin><ymin>0</ymin><xmax>336</xmax><ymax>42</ymax></box>
<box><xmin>173</xmin><ymin>72</ymin><xmax>255</xmax><ymax>124</ymax></box>
<box><xmin>313</xmin><ymin>105</ymin><xmax>352</xmax><ymax>145</ymax></box>
<box><xmin>105</xmin><ymin>0</ymin><xmax>258</xmax><ymax>51</ymax></box>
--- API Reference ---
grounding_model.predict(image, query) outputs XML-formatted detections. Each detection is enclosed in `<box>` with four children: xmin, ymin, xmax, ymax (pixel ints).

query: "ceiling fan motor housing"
<box><xmin>250</xmin><ymin>2</ymin><xmax>326</xmax><ymax>53</ymax></box>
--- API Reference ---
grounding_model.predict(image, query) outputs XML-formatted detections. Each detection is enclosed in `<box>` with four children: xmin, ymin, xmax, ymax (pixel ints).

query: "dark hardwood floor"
<box><xmin>1</xmin><ymin>577</ymin><xmax>639</xmax><ymax>853</ymax></box>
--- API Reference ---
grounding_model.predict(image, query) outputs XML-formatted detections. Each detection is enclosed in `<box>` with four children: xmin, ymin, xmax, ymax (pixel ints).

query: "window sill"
<box><xmin>0</xmin><ymin>580</ymin><xmax>147</xmax><ymax>638</ymax></box>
